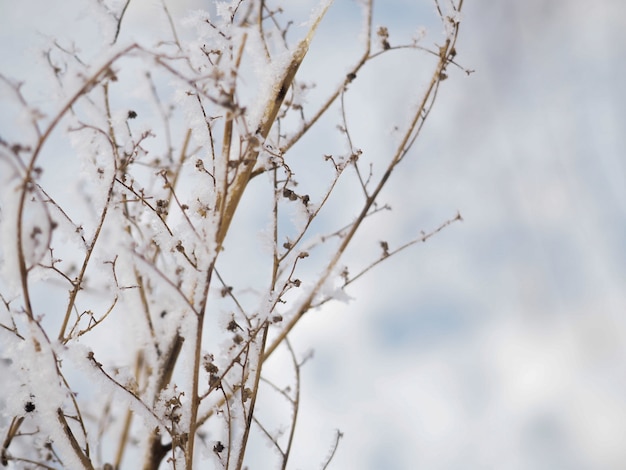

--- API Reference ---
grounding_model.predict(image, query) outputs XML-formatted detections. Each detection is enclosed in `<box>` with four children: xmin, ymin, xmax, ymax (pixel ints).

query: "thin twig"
<box><xmin>111</xmin><ymin>0</ymin><xmax>132</xmax><ymax>45</ymax></box>
<box><xmin>320</xmin><ymin>429</ymin><xmax>343</xmax><ymax>470</ymax></box>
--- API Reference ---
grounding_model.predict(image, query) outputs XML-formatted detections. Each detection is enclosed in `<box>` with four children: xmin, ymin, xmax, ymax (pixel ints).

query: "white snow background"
<box><xmin>1</xmin><ymin>0</ymin><xmax>626</xmax><ymax>469</ymax></box>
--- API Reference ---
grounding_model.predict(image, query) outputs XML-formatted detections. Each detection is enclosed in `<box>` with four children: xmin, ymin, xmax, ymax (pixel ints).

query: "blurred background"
<box><xmin>283</xmin><ymin>1</ymin><xmax>626</xmax><ymax>468</ymax></box>
<box><xmin>2</xmin><ymin>0</ymin><xmax>625</xmax><ymax>469</ymax></box>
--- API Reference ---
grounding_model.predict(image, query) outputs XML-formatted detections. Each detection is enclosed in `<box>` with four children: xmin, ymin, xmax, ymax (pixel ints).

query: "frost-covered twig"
<box><xmin>0</xmin><ymin>1</ymin><xmax>467</xmax><ymax>468</ymax></box>
<box><xmin>343</xmin><ymin>211</ymin><xmax>463</xmax><ymax>289</ymax></box>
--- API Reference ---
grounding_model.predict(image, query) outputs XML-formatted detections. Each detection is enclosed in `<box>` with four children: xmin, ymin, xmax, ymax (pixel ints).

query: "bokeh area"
<box><xmin>1</xmin><ymin>1</ymin><xmax>625</xmax><ymax>469</ymax></box>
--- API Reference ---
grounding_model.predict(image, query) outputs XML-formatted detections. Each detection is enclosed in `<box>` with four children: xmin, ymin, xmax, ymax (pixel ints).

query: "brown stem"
<box><xmin>235</xmin><ymin>322</ymin><xmax>269</xmax><ymax>469</ymax></box>
<box><xmin>183</xmin><ymin>259</ymin><xmax>215</xmax><ymax>469</ymax></box>
<box><xmin>16</xmin><ymin>45</ymin><xmax>136</xmax><ymax>322</ymax></box>
<box><xmin>263</xmin><ymin>4</ymin><xmax>462</xmax><ymax>361</ymax></box>
<box><xmin>215</xmin><ymin>3</ymin><xmax>332</xmax><ymax>248</ymax></box>
<box><xmin>57</xmin><ymin>409</ymin><xmax>95</xmax><ymax>470</ymax></box>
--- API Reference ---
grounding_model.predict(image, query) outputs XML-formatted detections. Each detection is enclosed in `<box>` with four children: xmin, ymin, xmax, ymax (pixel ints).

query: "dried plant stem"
<box><xmin>281</xmin><ymin>0</ymin><xmax>373</xmax><ymax>154</ymax></box>
<box><xmin>235</xmin><ymin>322</ymin><xmax>269</xmax><ymax>470</ymax></box>
<box><xmin>16</xmin><ymin>45</ymin><xmax>136</xmax><ymax>322</ymax></box>
<box><xmin>57</xmin><ymin>409</ymin><xmax>94</xmax><ymax>470</ymax></box>
<box><xmin>2</xmin><ymin>1</ymin><xmax>467</xmax><ymax>468</ymax></box>
<box><xmin>185</xmin><ymin>6</ymin><xmax>333</xmax><ymax>465</ymax></box>
<box><xmin>263</xmin><ymin>17</ymin><xmax>462</xmax><ymax>360</ymax></box>
<box><xmin>115</xmin><ymin>350</ymin><xmax>145</xmax><ymax>468</ymax></box>
<box><xmin>280</xmin><ymin>339</ymin><xmax>301</xmax><ymax>470</ymax></box>
<box><xmin>321</xmin><ymin>429</ymin><xmax>343</xmax><ymax>470</ymax></box>
<box><xmin>346</xmin><ymin>212</ymin><xmax>463</xmax><ymax>288</ymax></box>
<box><xmin>215</xmin><ymin>2</ymin><xmax>332</xmax><ymax>247</ymax></box>
<box><xmin>193</xmin><ymin>4</ymin><xmax>465</xmax><ymax>441</ymax></box>
<box><xmin>184</xmin><ymin>259</ymin><xmax>215</xmax><ymax>469</ymax></box>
